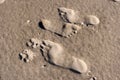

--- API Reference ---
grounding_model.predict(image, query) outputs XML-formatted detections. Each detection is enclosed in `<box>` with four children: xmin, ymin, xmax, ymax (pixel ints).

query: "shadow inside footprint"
<box><xmin>54</xmin><ymin>32</ymin><xmax>63</xmax><ymax>37</ymax></box>
<box><xmin>40</xmin><ymin>49</ymin><xmax>47</xmax><ymax>61</ymax></box>
<box><xmin>19</xmin><ymin>54</ymin><xmax>22</xmax><ymax>60</ymax></box>
<box><xmin>38</xmin><ymin>21</ymin><xmax>60</xmax><ymax>36</ymax></box>
<box><xmin>38</xmin><ymin>21</ymin><xmax>63</xmax><ymax>37</ymax></box>
<box><xmin>69</xmin><ymin>69</ymin><xmax>81</xmax><ymax>74</ymax></box>
<box><xmin>38</xmin><ymin>21</ymin><xmax>45</xmax><ymax>30</ymax></box>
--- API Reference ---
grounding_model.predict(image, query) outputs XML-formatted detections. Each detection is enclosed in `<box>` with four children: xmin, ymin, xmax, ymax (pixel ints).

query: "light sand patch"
<box><xmin>0</xmin><ymin>0</ymin><xmax>5</xmax><ymax>4</ymax></box>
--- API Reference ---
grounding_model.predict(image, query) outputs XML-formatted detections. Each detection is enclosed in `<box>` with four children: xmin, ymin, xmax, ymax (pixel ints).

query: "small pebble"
<box><xmin>27</xmin><ymin>20</ymin><xmax>30</xmax><ymax>24</ymax></box>
<box><xmin>80</xmin><ymin>22</ymin><xmax>85</xmax><ymax>26</ymax></box>
<box><xmin>0</xmin><ymin>0</ymin><xmax>5</xmax><ymax>4</ymax></box>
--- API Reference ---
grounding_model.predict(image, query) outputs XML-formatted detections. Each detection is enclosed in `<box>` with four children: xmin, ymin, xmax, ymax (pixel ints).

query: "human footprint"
<box><xmin>70</xmin><ymin>56</ymin><xmax>88</xmax><ymax>73</ymax></box>
<box><xmin>40</xmin><ymin>19</ymin><xmax>56</xmax><ymax>32</ymax></box>
<box><xmin>84</xmin><ymin>15</ymin><xmax>100</xmax><ymax>26</ymax></box>
<box><xmin>40</xmin><ymin>40</ymin><xmax>65</xmax><ymax>65</ymax></box>
<box><xmin>58</xmin><ymin>7</ymin><xmax>79</xmax><ymax>23</ymax></box>
<box><xmin>40</xmin><ymin>19</ymin><xmax>81</xmax><ymax>38</ymax></box>
<box><xmin>26</xmin><ymin>38</ymin><xmax>42</xmax><ymax>48</ymax></box>
<box><xmin>19</xmin><ymin>49</ymin><xmax>36</xmax><ymax>62</ymax></box>
<box><xmin>61</xmin><ymin>23</ymin><xmax>82</xmax><ymax>38</ymax></box>
<box><xmin>40</xmin><ymin>40</ymin><xmax>88</xmax><ymax>74</ymax></box>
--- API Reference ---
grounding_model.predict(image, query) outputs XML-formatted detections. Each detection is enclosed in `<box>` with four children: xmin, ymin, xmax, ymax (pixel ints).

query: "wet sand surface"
<box><xmin>0</xmin><ymin>0</ymin><xmax>120</xmax><ymax>80</ymax></box>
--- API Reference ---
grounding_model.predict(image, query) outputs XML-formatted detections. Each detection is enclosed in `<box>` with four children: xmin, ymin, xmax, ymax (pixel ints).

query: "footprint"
<box><xmin>40</xmin><ymin>40</ymin><xmax>88</xmax><ymax>73</ymax></box>
<box><xmin>61</xmin><ymin>23</ymin><xmax>82</xmax><ymax>38</ymax></box>
<box><xmin>58</xmin><ymin>7</ymin><xmax>79</xmax><ymax>23</ymax></box>
<box><xmin>19</xmin><ymin>49</ymin><xmax>36</xmax><ymax>62</ymax></box>
<box><xmin>26</xmin><ymin>38</ymin><xmax>42</xmax><ymax>48</ymax></box>
<box><xmin>40</xmin><ymin>19</ymin><xmax>55</xmax><ymax>32</ymax></box>
<box><xmin>40</xmin><ymin>40</ymin><xmax>65</xmax><ymax>65</ymax></box>
<box><xmin>70</xmin><ymin>56</ymin><xmax>88</xmax><ymax>73</ymax></box>
<box><xmin>84</xmin><ymin>15</ymin><xmax>100</xmax><ymax>26</ymax></box>
<box><xmin>40</xmin><ymin>19</ymin><xmax>81</xmax><ymax>38</ymax></box>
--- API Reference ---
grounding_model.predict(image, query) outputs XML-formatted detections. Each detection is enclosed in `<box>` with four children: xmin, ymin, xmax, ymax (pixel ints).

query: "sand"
<box><xmin>0</xmin><ymin>0</ymin><xmax>120</xmax><ymax>80</ymax></box>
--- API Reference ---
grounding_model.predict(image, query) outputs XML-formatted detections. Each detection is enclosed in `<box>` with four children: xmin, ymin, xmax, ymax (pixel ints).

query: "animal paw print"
<box><xmin>26</xmin><ymin>38</ymin><xmax>42</xmax><ymax>48</ymax></box>
<box><xmin>19</xmin><ymin>49</ymin><xmax>36</xmax><ymax>63</ymax></box>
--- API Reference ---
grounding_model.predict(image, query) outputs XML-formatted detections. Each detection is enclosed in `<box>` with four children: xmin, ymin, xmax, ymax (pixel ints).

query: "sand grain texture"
<box><xmin>0</xmin><ymin>0</ymin><xmax>120</xmax><ymax>80</ymax></box>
